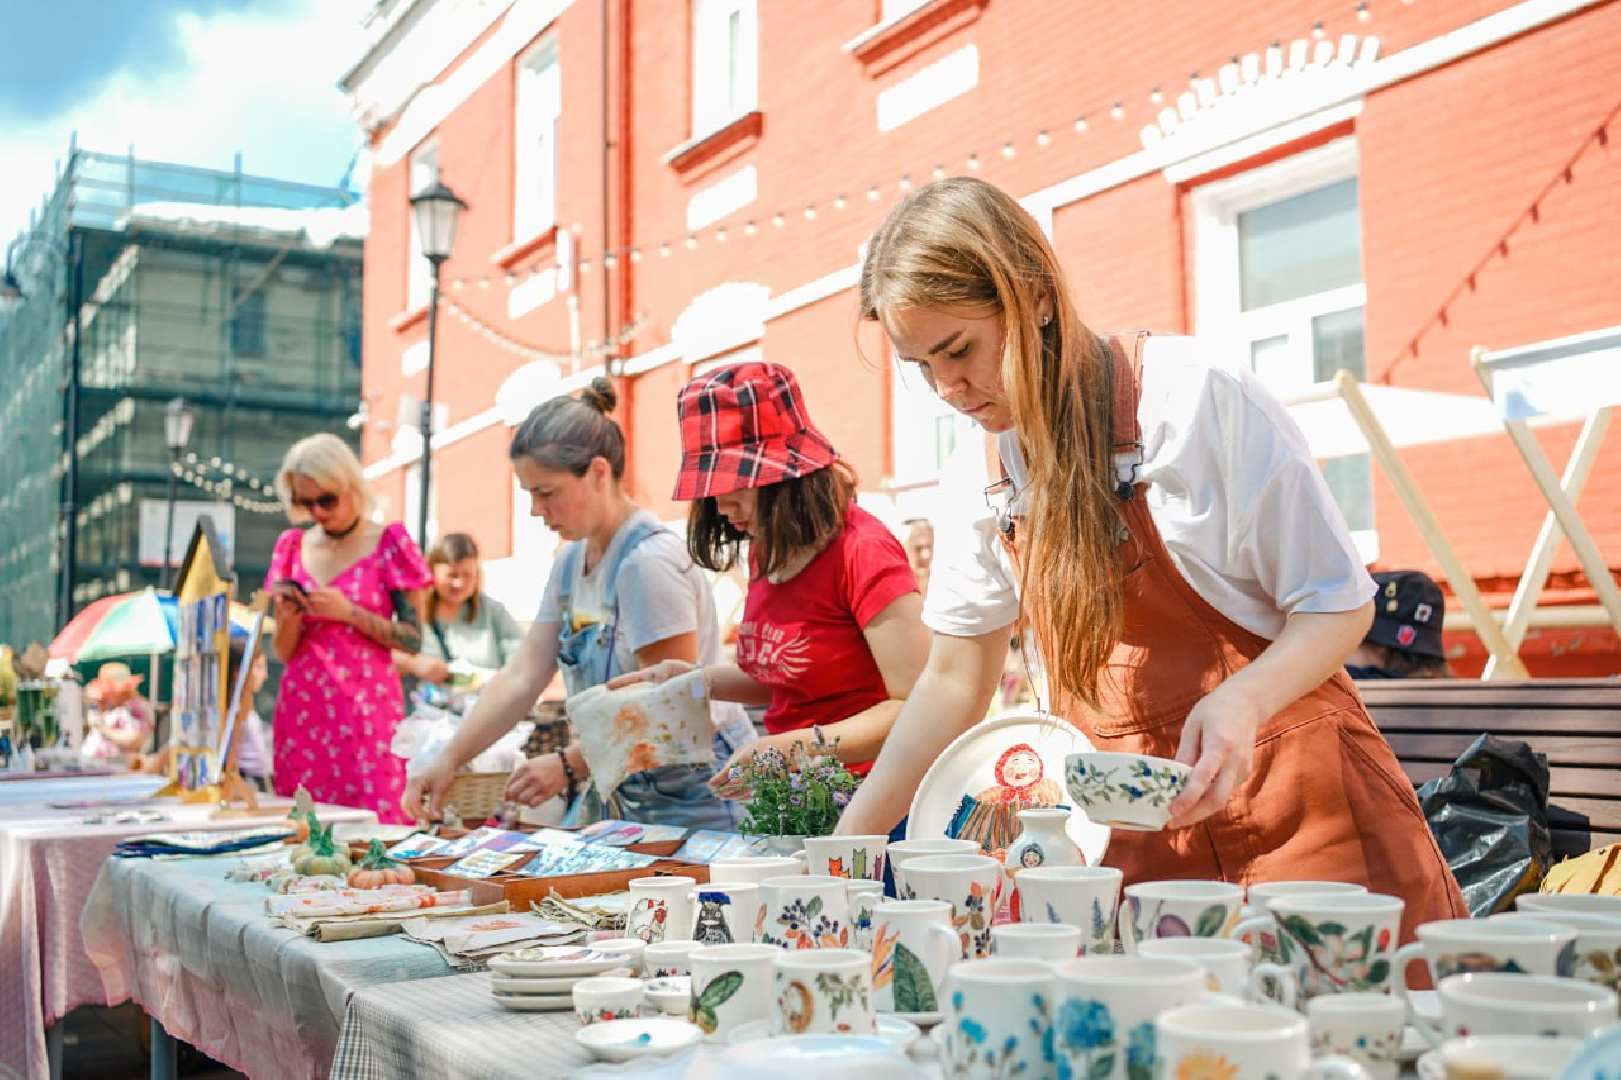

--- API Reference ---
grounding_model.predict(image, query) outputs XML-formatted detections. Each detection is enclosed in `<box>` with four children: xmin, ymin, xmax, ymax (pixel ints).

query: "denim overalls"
<box><xmin>555</xmin><ymin>519</ymin><xmax>741</xmax><ymax>831</ymax></box>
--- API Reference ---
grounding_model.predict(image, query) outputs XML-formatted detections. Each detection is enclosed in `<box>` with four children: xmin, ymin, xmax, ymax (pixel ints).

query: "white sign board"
<box><xmin>138</xmin><ymin>501</ymin><xmax>236</xmax><ymax>568</ymax></box>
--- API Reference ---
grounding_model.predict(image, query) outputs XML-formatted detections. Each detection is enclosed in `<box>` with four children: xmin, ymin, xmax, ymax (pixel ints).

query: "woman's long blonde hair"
<box><xmin>859</xmin><ymin>177</ymin><xmax>1123</xmax><ymax>710</ymax></box>
<box><xmin>275</xmin><ymin>433</ymin><xmax>375</xmax><ymax>524</ymax></box>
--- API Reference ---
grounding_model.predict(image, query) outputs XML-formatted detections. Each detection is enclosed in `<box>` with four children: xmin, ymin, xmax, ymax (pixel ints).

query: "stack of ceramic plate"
<box><xmin>486</xmin><ymin>946</ymin><xmax>635</xmax><ymax>1011</ymax></box>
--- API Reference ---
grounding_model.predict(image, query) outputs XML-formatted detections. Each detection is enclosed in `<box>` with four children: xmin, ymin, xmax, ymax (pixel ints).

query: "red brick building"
<box><xmin>340</xmin><ymin>0</ymin><xmax>1620</xmax><ymax>676</ymax></box>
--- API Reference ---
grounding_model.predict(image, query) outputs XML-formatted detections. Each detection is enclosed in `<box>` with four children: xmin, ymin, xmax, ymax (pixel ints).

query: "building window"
<box><xmin>514</xmin><ymin>38</ymin><xmax>560</xmax><ymax>243</ymax></box>
<box><xmin>1193</xmin><ymin>138</ymin><xmax>1375</xmax><ymax>555</ymax></box>
<box><xmin>691</xmin><ymin>0</ymin><xmax>757</xmax><ymax>138</ymax></box>
<box><xmin>230</xmin><ymin>287</ymin><xmax>266</xmax><ymax>357</ymax></box>
<box><xmin>406</xmin><ymin>141</ymin><xmax>440</xmax><ymax>312</ymax></box>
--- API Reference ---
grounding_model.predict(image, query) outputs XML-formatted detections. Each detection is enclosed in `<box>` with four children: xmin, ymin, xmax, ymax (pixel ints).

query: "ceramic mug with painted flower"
<box><xmin>1391</xmin><ymin>917</ymin><xmax>1576</xmax><ymax>998</ymax></box>
<box><xmin>757</xmin><ymin>874</ymin><xmax>853</xmax><ymax>950</ymax></box>
<box><xmin>1015</xmin><ymin>866</ymin><xmax>1122</xmax><ymax>956</ymax></box>
<box><xmin>1490</xmin><ymin>910</ymin><xmax>1621</xmax><ymax>992</ymax></box>
<box><xmin>1050</xmin><ymin>955</ymin><xmax>1223</xmax><ymax>1080</ymax></box>
<box><xmin>1156</xmin><ymin>1003</ymin><xmax>1371</xmax><ymax>1080</ymax></box>
<box><xmin>893</xmin><ymin>854</ymin><xmax>1004</xmax><ymax>959</ymax></box>
<box><xmin>939</xmin><ymin>958</ymin><xmax>1054</xmax><ymax>1080</ymax></box>
<box><xmin>1230</xmin><ymin>892</ymin><xmax>1404</xmax><ymax>1002</ymax></box>
<box><xmin>627</xmin><ymin>876</ymin><xmax>697</xmax><ymax>944</ymax></box>
<box><xmin>771</xmin><ymin>948</ymin><xmax>877</xmax><ymax>1037</ymax></box>
<box><xmin>1117</xmin><ymin>879</ymin><xmax>1245</xmax><ymax>953</ymax></box>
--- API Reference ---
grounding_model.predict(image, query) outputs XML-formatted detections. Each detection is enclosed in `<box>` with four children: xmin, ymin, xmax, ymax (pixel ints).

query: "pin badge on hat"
<box><xmin>1413</xmin><ymin>602</ymin><xmax>1433</xmax><ymax>623</ymax></box>
<box><xmin>1397</xmin><ymin>625</ymin><xmax>1417</xmax><ymax>647</ymax></box>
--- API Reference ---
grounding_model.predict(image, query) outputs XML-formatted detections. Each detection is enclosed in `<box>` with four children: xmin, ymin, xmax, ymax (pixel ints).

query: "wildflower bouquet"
<box><xmin>733</xmin><ymin>731</ymin><xmax>862</xmax><ymax>838</ymax></box>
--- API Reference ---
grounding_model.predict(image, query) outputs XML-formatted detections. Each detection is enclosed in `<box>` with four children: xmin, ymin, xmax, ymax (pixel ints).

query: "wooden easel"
<box><xmin>211</xmin><ymin>596</ymin><xmax>269</xmax><ymax>818</ymax></box>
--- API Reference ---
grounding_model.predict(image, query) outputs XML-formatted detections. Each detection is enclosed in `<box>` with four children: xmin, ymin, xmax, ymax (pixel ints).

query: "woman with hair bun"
<box><xmin>268</xmin><ymin>432</ymin><xmax>433</xmax><ymax>823</ymax></box>
<box><xmin>403</xmin><ymin>378</ymin><xmax>750</xmax><ymax>828</ymax></box>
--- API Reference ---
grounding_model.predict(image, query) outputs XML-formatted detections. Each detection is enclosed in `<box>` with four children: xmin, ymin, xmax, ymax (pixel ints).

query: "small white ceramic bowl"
<box><xmin>592</xmin><ymin>937</ymin><xmax>647</xmax><ymax>975</ymax></box>
<box><xmin>1064</xmin><ymin>752</ymin><xmax>1191</xmax><ymax>831</ymax></box>
<box><xmin>572</xmin><ymin>976</ymin><xmax>644</xmax><ymax>1027</ymax></box>
<box><xmin>644</xmin><ymin>975</ymin><xmax>691</xmax><ymax>1016</ymax></box>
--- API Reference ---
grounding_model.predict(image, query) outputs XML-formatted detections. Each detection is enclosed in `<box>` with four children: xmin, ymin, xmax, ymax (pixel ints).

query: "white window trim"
<box><xmin>1191</xmin><ymin>136</ymin><xmax>1378</xmax><ymax>561</ymax></box>
<box><xmin>514</xmin><ymin>37</ymin><xmax>561</xmax><ymax>244</ymax></box>
<box><xmin>691</xmin><ymin>0</ymin><xmax>758</xmax><ymax>140</ymax></box>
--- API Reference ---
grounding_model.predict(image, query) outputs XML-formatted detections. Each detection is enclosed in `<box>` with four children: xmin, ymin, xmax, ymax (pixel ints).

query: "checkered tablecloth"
<box><xmin>331</xmin><ymin>972</ymin><xmax>592</xmax><ymax>1080</ymax></box>
<box><xmin>77</xmin><ymin>820</ymin><xmax>456</xmax><ymax>1080</ymax></box>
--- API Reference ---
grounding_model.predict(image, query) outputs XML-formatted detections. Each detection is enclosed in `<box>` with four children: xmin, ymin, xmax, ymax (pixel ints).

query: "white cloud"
<box><xmin>0</xmin><ymin>0</ymin><xmax>369</xmax><ymax>253</ymax></box>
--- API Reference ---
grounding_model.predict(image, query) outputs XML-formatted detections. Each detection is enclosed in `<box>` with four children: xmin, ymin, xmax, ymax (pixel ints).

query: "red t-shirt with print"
<box><xmin>735</xmin><ymin>505</ymin><xmax>919</xmax><ymax>770</ymax></box>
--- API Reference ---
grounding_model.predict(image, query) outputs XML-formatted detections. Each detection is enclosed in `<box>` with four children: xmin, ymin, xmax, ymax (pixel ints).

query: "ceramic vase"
<box><xmin>1002</xmin><ymin>808</ymin><xmax>1083</xmax><ymax>923</ymax></box>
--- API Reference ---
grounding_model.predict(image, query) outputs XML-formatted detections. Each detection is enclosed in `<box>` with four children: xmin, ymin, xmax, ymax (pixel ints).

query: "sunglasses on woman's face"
<box><xmin>292</xmin><ymin>492</ymin><xmax>340</xmax><ymax>512</ymax></box>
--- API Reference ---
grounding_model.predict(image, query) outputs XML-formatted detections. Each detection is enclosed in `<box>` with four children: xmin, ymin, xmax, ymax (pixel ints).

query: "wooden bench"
<box><xmin>1358</xmin><ymin>679</ymin><xmax>1621</xmax><ymax>860</ymax></box>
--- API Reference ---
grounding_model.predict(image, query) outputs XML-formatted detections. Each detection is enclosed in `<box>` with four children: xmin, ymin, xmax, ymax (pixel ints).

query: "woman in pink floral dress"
<box><xmin>268</xmin><ymin>434</ymin><xmax>432</xmax><ymax>823</ymax></box>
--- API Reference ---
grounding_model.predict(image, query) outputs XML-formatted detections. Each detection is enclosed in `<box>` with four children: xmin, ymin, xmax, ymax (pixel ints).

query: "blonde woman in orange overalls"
<box><xmin>838</xmin><ymin>177</ymin><xmax>1464</xmax><ymax>945</ymax></box>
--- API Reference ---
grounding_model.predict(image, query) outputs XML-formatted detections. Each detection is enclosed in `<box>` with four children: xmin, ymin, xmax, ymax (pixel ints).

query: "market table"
<box><xmin>79</xmin><ymin>849</ymin><xmax>459</xmax><ymax>1080</ymax></box>
<box><xmin>0</xmin><ymin>794</ymin><xmax>371</xmax><ymax>1080</ymax></box>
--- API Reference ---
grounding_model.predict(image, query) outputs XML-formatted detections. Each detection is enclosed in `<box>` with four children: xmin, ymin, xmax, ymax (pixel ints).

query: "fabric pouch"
<box><xmin>567</xmin><ymin>669</ymin><xmax>715</xmax><ymax>800</ymax></box>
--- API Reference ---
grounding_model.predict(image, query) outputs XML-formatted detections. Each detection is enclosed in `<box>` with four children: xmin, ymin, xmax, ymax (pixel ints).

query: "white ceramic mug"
<box><xmin>894</xmin><ymin>854</ymin><xmax>1004</xmax><ymax>959</ymax></box>
<box><xmin>939</xmin><ymin>959</ymin><xmax>1053</xmax><ymax>1080</ymax></box>
<box><xmin>1307</xmin><ymin>993</ymin><xmax>1406</xmax><ymax>1080</ymax></box>
<box><xmin>688</xmin><ymin>943</ymin><xmax>779</xmax><ymax>1044</ymax></box>
<box><xmin>1408</xmin><ymin>971</ymin><xmax>1620</xmax><ymax>1047</ymax></box>
<box><xmin>992</xmin><ymin>922</ymin><xmax>1083</xmax><ymax>962</ymax></box>
<box><xmin>848</xmin><ymin>880</ymin><xmax>886</xmax><ymax>951</ymax></box>
<box><xmin>758</xmin><ymin>874</ymin><xmax>854</xmax><ymax>950</ymax></box>
<box><xmin>772</xmin><ymin>948</ymin><xmax>877</xmax><ymax>1036</ymax></box>
<box><xmin>1157</xmin><ymin>1003</ymin><xmax>1371</xmax><ymax>1079</ymax></box>
<box><xmin>1436</xmin><ymin>1034</ymin><xmax>1588</xmax><ymax>1079</ymax></box>
<box><xmin>1492</xmin><ymin>909</ymin><xmax>1621</xmax><ymax>991</ymax></box>
<box><xmin>1015</xmin><ymin>865</ymin><xmax>1122</xmax><ymax>956</ymax></box>
<box><xmin>1516</xmin><ymin>892</ymin><xmax>1621</xmax><ymax>917</ymax></box>
<box><xmin>1050</xmin><ymin>955</ymin><xmax>1223</xmax><ymax>1079</ymax></box>
<box><xmin>802</xmin><ymin>834</ymin><xmax>889</xmax><ymax>882</ymax></box>
<box><xmin>1117</xmin><ymin>879</ymin><xmax>1245</xmax><ymax>952</ymax></box>
<box><xmin>688</xmin><ymin>882</ymin><xmax>761</xmax><ymax>946</ymax></box>
<box><xmin>871</xmin><ymin>899</ymin><xmax>959</xmax><ymax>1015</ymax></box>
<box><xmin>572</xmin><ymin>975</ymin><xmax>643</xmax><ymax>1027</ymax></box>
<box><xmin>627</xmin><ymin>875</ymin><xmax>697</xmax><ymax>944</ymax></box>
<box><xmin>644</xmin><ymin>940</ymin><xmax>695</xmax><ymax>978</ymax></box>
<box><xmin>1231</xmin><ymin>892</ymin><xmax>1404</xmax><ymax>1001</ymax></box>
<box><xmin>708</xmin><ymin>856</ymin><xmax>804</xmax><ymax>884</ymax></box>
<box><xmin>1392</xmin><ymin>917</ymin><xmax>1577</xmax><ymax>996</ymax></box>
<box><xmin>886</xmin><ymin>837</ymin><xmax>982</xmax><ymax>870</ymax></box>
<box><xmin>1137</xmin><ymin>936</ymin><xmax>1296</xmax><ymax>1009</ymax></box>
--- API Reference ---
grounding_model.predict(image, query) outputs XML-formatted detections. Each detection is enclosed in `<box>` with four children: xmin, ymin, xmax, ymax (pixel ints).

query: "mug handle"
<box><xmin>1301</xmin><ymin>1056</ymin><xmax>1371</xmax><ymax>1079</ymax></box>
<box><xmin>1116</xmin><ymin>902</ymin><xmax>1137</xmax><ymax>955</ymax></box>
<box><xmin>1392</xmin><ymin>941</ymin><xmax>1442</xmax><ymax>1047</ymax></box>
<box><xmin>930</xmin><ymin>923</ymin><xmax>966</xmax><ymax>964</ymax></box>
<box><xmin>1248</xmin><ymin>962</ymin><xmax>1296</xmax><ymax>1010</ymax></box>
<box><xmin>1228</xmin><ymin>912</ymin><xmax>1273</xmax><ymax>947</ymax></box>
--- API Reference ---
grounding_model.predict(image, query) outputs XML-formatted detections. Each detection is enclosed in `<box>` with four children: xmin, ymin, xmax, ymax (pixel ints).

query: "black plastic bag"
<box><xmin>1416</xmin><ymin>733</ymin><xmax>1553</xmax><ymax>917</ymax></box>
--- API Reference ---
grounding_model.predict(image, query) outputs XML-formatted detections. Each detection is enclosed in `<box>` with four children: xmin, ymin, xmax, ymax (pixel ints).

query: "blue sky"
<box><xmin>0</xmin><ymin>0</ymin><xmax>370</xmax><ymax>247</ymax></box>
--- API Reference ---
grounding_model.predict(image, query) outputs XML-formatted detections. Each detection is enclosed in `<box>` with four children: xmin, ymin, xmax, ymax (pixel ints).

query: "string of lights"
<box><xmin>440</xmin><ymin>0</ymin><xmax>1412</xmax><ymax>292</ymax></box>
<box><xmin>438</xmin><ymin>292</ymin><xmax>647</xmax><ymax>364</ymax></box>
<box><xmin>171</xmin><ymin>455</ymin><xmax>284</xmax><ymax>515</ymax></box>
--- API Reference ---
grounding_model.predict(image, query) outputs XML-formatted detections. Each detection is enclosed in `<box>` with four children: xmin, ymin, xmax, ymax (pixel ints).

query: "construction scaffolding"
<box><xmin>0</xmin><ymin>145</ymin><xmax>364</xmax><ymax>647</ymax></box>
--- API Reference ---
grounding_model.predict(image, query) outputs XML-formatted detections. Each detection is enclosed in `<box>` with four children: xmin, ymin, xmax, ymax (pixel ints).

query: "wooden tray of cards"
<box><xmin>411</xmin><ymin>858</ymin><xmax>711</xmax><ymax>905</ymax></box>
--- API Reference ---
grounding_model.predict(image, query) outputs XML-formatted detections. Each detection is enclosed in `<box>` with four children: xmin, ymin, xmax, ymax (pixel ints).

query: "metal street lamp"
<box><xmin>408</xmin><ymin>180</ymin><xmax>467</xmax><ymax>549</ymax></box>
<box><xmin>162</xmin><ymin>397</ymin><xmax>196</xmax><ymax>589</ymax></box>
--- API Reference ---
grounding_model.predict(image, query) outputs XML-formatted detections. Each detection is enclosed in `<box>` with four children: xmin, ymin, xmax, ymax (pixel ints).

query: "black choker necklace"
<box><xmin>322</xmin><ymin>517</ymin><xmax>361</xmax><ymax>541</ymax></box>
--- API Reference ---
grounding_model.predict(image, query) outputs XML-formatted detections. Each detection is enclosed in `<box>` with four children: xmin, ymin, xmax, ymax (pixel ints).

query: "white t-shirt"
<box><xmin>924</xmin><ymin>335</ymin><xmax>1375</xmax><ymax>641</ymax></box>
<box><xmin>536</xmin><ymin>509</ymin><xmax>751</xmax><ymax>735</ymax></box>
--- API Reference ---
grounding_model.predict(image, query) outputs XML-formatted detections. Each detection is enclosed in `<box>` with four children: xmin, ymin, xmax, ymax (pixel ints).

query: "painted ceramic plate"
<box><xmin>1555</xmin><ymin>1025</ymin><xmax>1621</xmax><ymax>1079</ymax></box>
<box><xmin>728</xmin><ymin>1015</ymin><xmax>920</xmax><ymax>1051</ymax></box>
<box><xmin>490</xmin><ymin>972</ymin><xmax>619</xmax><ymax>994</ymax></box>
<box><xmin>490</xmin><ymin>991</ymin><xmax>574</xmax><ymax>1010</ymax></box>
<box><xmin>488</xmin><ymin>946</ymin><xmax>627</xmax><ymax>977</ymax></box>
<box><xmin>907</xmin><ymin>711</ymin><xmax>1109</xmax><ymax>866</ymax></box>
<box><xmin>576</xmin><ymin>1018</ymin><xmax>702</xmax><ymax>1063</ymax></box>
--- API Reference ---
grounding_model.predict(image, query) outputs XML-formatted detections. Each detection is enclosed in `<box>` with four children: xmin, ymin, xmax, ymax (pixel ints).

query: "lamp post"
<box><xmin>407</xmin><ymin>180</ymin><xmax>467</xmax><ymax>549</ymax></box>
<box><xmin>161</xmin><ymin>397</ymin><xmax>196</xmax><ymax>590</ymax></box>
<box><xmin>2</xmin><ymin>230</ymin><xmax>82</xmax><ymax>631</ymax></box>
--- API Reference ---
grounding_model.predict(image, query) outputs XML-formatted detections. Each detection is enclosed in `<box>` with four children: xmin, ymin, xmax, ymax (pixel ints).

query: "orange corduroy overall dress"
<box><xmin>1001</xmin><ymin>333</ymin><xmax>1466</xmax><ymax>946</ymax></box>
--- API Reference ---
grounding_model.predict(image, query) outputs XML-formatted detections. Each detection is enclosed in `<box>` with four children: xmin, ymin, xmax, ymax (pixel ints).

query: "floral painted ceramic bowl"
<box><xmin>1063</xmin><ymin>752</ymin><xmax>1191</xmax><ymax>831</ymax></box>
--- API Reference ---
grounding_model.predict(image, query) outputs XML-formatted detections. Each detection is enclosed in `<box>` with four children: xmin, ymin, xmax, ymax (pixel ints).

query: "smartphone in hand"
<box><xmin>271</xmin><ymin>579</ymin><xmax>309</xmax><ymax>607</ymax></box>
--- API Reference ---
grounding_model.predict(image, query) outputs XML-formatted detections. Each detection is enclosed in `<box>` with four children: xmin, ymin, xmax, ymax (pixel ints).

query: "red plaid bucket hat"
<box><xmin>673</xmin><ymin>362</ymin><xmax>838</xmax><ymax>500</ymax></box>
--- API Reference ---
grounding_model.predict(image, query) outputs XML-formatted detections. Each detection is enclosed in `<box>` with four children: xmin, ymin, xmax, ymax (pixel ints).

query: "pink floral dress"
<box><xmin>266</xmin><ymin>522</ymin><xmax>432</xmax><ymax>824</ymax></box>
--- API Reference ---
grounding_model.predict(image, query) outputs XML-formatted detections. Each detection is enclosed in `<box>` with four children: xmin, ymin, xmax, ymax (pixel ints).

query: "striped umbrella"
<box><xmin>48</xmin><ymin>587</ymin><xmax>253</xmax><ymax>664</ymax></box>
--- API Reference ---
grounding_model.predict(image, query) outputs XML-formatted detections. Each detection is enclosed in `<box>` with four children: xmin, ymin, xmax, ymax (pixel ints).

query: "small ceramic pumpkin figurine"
<box><xmin>348</xmin><ymin>839</ymin><xmax>415</xmax><ymax>888</ymax></box>
<box><xmin>284</xmin><ymin>787</ymin><xmax>315</xmax><ymax>845</ymax></box>
<box><xmin>290</xmin><ymin>819</ymin><xmax>352</xmax><ymax>877</ymax></box>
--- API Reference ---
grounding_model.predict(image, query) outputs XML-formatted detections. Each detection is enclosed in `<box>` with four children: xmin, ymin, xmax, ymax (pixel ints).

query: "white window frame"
<box><xmin>406</xmin><ymin>140</ymin><xmax>440</xmax><ymax>311</ymax></box>
<box><xmin>691</xmin><ymin>0</ymin><xmax>758</xmax><ymax>139</ymax></box>
<box><xmin>889</xmin><ymin>359</ymin><xmax>977</xmax><ymax>490</ymax></box>
<box><xmin>880</xmin><ymin>0</ymin><xmax>931</xmax><ymax>22</ymax></box>
<box><xmin>514</xmin><ymin>37</ymin><xmax>561</xmax><ymax>243</ymax></box>
<box><xmin>1192</xmin><ymin>136</ymin><xmax>1378</xmax><ymax>560</ymax></box>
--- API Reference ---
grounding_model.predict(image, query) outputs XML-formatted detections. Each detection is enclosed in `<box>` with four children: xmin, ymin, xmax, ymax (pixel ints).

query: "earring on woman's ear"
<box><xmin>1040</xmin><ymin>313</ymin><xmax>1052</xmax><ymax>327</ymax></box>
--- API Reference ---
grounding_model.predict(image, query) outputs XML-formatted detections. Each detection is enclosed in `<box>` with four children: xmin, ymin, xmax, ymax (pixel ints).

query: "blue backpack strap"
<box><xmin>556</xmin><ymin>540</ymin><xmax>585</xmax><ymax>624</ymax></box>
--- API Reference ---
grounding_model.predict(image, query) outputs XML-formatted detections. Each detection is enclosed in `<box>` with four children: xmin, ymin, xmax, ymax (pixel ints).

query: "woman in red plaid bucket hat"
<box><xmin>835</xmin><ymin>177</ymin><xmax>1466</xmax><ymax>943</ymax></box>
<box><xmin>610</xmin><ymin>361</ymin><xmax>930</xmax><ymax>795</ymax></box>
<box><xmin>403</xmin><ymin>377</ymin><xmax>751</xmax><ymax>831</ymax></box>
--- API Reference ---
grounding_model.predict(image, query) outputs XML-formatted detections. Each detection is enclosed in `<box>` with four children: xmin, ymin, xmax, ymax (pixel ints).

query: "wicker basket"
<box><xmin>442</xmin><ymin>771</ymin><xmax>509</xmax><ymax>825</ymax></box>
